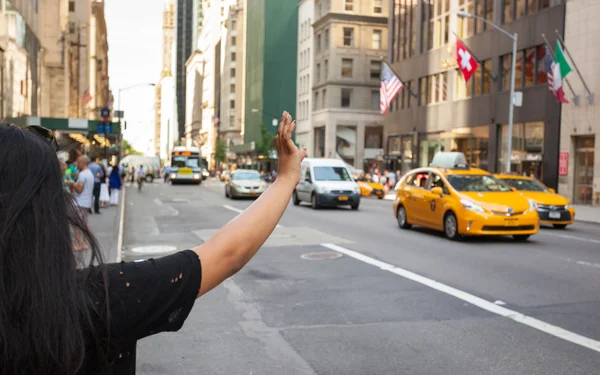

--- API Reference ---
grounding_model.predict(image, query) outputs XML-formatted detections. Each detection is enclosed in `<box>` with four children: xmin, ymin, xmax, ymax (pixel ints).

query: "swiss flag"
<box><xmin>456</xmin><ymin>39</ymin><xmax>478</xmax><ymax>82</ymax></box>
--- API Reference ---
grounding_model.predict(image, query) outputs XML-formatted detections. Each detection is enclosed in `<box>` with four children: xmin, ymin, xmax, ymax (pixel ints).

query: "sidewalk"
<box><xmin>573</xmin><ymin>205</ymin><xmax>600</xmax><ymax>224</ymax></box>
<box><xmin>87</xmin><ymin>196</ymin><xmax>123</xmax><ymax>263</ymax></box>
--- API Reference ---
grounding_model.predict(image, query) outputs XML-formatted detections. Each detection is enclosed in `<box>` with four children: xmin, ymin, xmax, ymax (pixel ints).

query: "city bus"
<box><xmin>168</xmin><ymin>146</ymin><xmax>204</xmax><ymax>185</ymax></box>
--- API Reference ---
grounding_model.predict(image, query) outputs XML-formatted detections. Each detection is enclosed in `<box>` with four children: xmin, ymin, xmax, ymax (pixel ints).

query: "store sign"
<box><xmin>559</xmin><ymin>152</ymin><xmax>569</xmax><ymax>176</ymax></box>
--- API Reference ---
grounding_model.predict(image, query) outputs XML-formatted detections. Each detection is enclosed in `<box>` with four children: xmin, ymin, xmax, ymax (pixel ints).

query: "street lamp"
<box><xmin>457</xmin><ymin>10</ymin><xmax>517</xmax><ymax>173</ymax></box>
<box><xmin>251</xmin><ymin>108</ymin><xmax>279</xmax><ymax>127</ymax></box>
<box><xmin>116</xmin><ymin>83</ymin><xmax>156</xmax><ymax>158</ymax></box>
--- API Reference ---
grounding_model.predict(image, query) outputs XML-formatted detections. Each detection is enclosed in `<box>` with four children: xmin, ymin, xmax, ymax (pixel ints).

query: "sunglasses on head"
<box><xmin>27</xmin><ymin>125</ymin><xmax>58</xmax><ymax>152</ymax></box>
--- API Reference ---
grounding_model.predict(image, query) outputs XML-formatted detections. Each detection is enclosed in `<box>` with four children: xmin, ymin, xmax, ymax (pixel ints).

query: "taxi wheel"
<box><xmin>225</xmin><ymin>187</ymin><xmax>229</xmax><ymax>198</ymax></box>
<box><xmin>444</xmin><ymin>212</ymin><xmax>461</xmax><ymax>240</ymax></box>
<box><xmin>293</xmin><ymin>191</ymin><xmax>300</xmax><ymax>206</ymax></box>
<box><xmin>553</xmin><ymin>224</ymin><xmax>567</xmax><ymax>229</ymax></box>
<box><xmin>513</xmin><ymin>235</ymin><xmax>530</xmax><ymax>241</ymax></box>
<box><xmin>397</xmin><ymin>205</ymin><xmax>411</xmax><ymax>229</ymax></box>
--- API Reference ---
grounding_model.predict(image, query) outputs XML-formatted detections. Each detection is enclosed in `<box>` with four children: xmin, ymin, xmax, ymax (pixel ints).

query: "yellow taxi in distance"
<box><xmin>495</xmin><ymin>174</ymin><xmax>575</xmax><ymax>229</ymax></box>
<box><xmin>355</xmin><ymin>178</ymin><xmax>385</xmax><ymax>199</ymax></box>
<box><xmin>393</xmin><ymin>152</ymin><xmax>539</xmax><ymax>241</ymax></box>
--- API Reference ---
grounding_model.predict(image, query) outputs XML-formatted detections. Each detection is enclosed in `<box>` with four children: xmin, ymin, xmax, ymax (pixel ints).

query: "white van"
<box><xmin>293</xmin><ymin>158</ymin><xmax>361</xmax><ymax>210</ymax></box>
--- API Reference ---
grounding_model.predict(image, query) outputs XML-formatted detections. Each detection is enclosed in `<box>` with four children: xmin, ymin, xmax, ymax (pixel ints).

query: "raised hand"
<box><xmin>275</xmin><ymin>111</ymin><xmax>307</xmax><ymax>186</ymax></box>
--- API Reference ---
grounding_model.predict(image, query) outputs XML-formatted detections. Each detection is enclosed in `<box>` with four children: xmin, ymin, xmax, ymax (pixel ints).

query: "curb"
<box><xmin>116</xmin><ymin>187</ymin><xmax>126</xmax><ymax>262</ymax></box>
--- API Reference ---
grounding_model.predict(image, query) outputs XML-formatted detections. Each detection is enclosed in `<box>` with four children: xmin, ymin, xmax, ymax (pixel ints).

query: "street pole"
<box><xmin>506</xmin><ymin>34</ymin><xmax>518</xmax><ymax>173</ymax></box>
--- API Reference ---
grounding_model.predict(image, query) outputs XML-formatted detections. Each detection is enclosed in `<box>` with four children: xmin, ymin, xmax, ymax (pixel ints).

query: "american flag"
<box><xmin>380</xmin><ymin>62</ymin><xmax>403</xmax><ymax>115</ymax></box>
<box><xmin>81</xmin><ymin>89</ymin><xmax>92</xmax><ymax>105</ymax></box>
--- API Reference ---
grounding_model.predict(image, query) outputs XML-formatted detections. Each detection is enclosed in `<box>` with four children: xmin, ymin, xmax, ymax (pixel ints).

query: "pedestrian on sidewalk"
<box><xmin>88</xmin><ymin>157</ymin><xmax>104</xmax><ymax>214</ymax></box>
<box><xmin>108</xmin><ymin>163</ymin><xmax>123</xmax><ymax>206</ymax></box>
<box><xmin>66</xmin><ymin>155</ymin><xmax>95</xmax><ymax>252</ymax></box>
<box><xmin>0</xmin><ymin>114</ymin><xmax>304</xmax><ymax>374</ymax></box>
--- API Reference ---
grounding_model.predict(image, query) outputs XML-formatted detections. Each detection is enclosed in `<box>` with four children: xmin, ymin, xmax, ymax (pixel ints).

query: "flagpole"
<box><xmin>541</xmin><ymin>33</ymin><xmax>578</xmax><ymax>104</ymax></box>
<box><xmin>451</xmin><ymin>32</ymin><xmax>497</xmax><ymax>81</ymax></box>
<box><xmin>555</xmin><ymin>30</ymin><xmax>594</xmax><ymax>104</ymax></box>
<box><xmin>380</xmin><ymin>57</ymin><xmax>419</xmax><ymax>98</ymax></box>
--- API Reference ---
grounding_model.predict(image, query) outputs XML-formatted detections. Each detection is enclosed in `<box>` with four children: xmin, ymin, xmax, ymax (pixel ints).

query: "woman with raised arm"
<box><xmin>0</xmin><ymin>111</ymin><xmax>305</xmax><ymax>374</ymax></box>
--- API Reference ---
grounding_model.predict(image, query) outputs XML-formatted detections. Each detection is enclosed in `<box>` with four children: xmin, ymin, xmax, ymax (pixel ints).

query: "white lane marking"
<box><xmin>223</xmin><ymin>205</ymin><xmax>283</xmax><ymax>228</ymax></box>
<box><xmin>116</xmin><ymin>189</ymin><xmax>126</xmax><ymax>263</ymax></box>
<box><xmin>566</xmin><ymin>258</ymin><xmax>600</xmax><ymax>269</ymax></box>
<box><xmin>321</xmin><ymin>243</ymin><xmax>600</xmax><ymax>354</ymax></box>
<box><xmin>153</xmin><ymin>198</ymin><xmax>163</xmax><ymax>206</ymax></box>
<box><xmin>542</xmin><ymin>232</ymin><xmax>600</xmax><ymax>245</ymax></box>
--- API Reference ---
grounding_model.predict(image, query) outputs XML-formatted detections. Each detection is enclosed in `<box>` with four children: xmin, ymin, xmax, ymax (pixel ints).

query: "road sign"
<box><xmin>105</xmin><ymin>123</ymin><xmax>112</xmax><ymax>133</ymax></box>
<box><xmin>100</xmin><ymin>107</ymin><xmax>110</xmax><ymax>118</ymax></box>
<box><xmin>559</xmin><ymin>152</ymin><xmax>568</xmax><ymax>176</ymax></box>
<box><xmin>97</xmin><ymin>123</ymin><xmax>105</xmax><ymax>134</ymax></box>
<box><xmin>114</xmin><ymin>110</ymin><xmax>124</xmax><ymax>118</ymax></box>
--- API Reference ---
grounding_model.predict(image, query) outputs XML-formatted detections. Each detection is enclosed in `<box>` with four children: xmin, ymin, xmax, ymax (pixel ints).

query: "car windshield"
<box><xmin>501</xmin><ymin>178</ymin><xmax>548</xmax><ymax>192</ymax></box>
<box><xmin>172</xmin><ymin>156</ymin><xmax>199</xmax><ymax>168</ymax></box>
<box><xmin>314</xmin><ymin>166</ymin><xmax>353</xmax><ymax>181</ymax></box>
<box><xmin>233</xmin><ymin>171</ymin><xmax>261</xmax><ymax>180</ymax></box>
<box><xmin>446</xmin><ymin>175</ymin><xmax>512</xmax><ymax>192</ymax></box>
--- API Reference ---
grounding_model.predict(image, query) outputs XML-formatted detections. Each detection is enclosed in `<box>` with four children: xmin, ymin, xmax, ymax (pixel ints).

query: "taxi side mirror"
<box><xmin>431</xmin><ymin>187</ymin><xmax>443</xmax><ymax>196</ymax></box>
<box><xmin>510</xmin><ymin>187</ymin><xmax>516</xmax><ymax>191</ymax></box>
<box><xmin>548</xmin><ymin>188</ymin><xmax>556</xmax><ymax>193</ymax></box>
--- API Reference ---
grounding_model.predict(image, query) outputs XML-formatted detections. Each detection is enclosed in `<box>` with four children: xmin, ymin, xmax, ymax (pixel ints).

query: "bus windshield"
<box><xmin>172</xmin><ymin>156</ymin><xmax>199</xmax><ymax>168</ymax></box>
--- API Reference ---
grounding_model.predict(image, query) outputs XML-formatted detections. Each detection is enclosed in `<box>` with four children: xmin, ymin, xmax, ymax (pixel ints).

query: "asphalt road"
<box><xmin>122</xmin><ymin>179</ymin><xmax>600</xmax><ymax>374</ymax></box>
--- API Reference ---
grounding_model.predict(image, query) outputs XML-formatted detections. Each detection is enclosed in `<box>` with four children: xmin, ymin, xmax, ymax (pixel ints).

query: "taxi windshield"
<box><xmin>314</xmin><ymin>167</ymin><xmax>353</xmax><ymax>181</ymax></box>
<box><xmin>172</xmin><ymin>156</ymin><xmax>199</xmax><ymax>168</ymax></box>
<box><xmin>233</xmin><ymin>171</ymin><xmax>261</xmax><ymax>180</ymax></box>
<box><xmin>501</xmin><ymin>178</ymin><xmax>548</xmax><ymax>192</ymax></box>
<box><xmin>446</xmin><ymin>175</ymin><xmax>511</xmax><ymax>192</ymax></box>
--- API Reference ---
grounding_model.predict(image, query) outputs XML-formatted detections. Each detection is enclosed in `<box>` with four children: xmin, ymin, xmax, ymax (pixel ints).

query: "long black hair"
<box><xmin>0</xmin><ymin>124</ymin><xmax>109</xmax><ymax>373</ymax></box>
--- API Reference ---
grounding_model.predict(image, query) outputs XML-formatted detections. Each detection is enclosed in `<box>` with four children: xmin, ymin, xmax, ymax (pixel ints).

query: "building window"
<box><xmin>371</xmin><ymin>90</ymin><xmax>380</xmax><ymax>110</ymax></box>
<box><xmin>231</xmin><ymin>36</ymin><xmax>236</xmax><ymax>46</ymax></box>
<box><xmin>345</xmin><ymin>0</ymin><xmax>353</xmax><ymax>11</ymax></box>
<box><xmin>437</xmin><ymin>72</ymin><xmax>448</xmax><ymax>102</ymax></box>
<box><xmin>500</xmin><ymin>45</ymin><xmax>544</xmax><ymax>91</ymax></box>
<box><xmin>427</xmin><ymin>0</ymin><xmax>449</xmax><ymax>51</ymax></box>
<box><xmin>374</xmin><ymin>0</ymin><xmax>382</xmax><ymax>14</ymax></box>
<box><xmin>68</xmin><ymin>0</ymin><xmax>75</xmax><ymax>12</ymax></box>
<box><xmin>324</xmin><ymin>59</ymin><xmax>328</xmax><ymax>80</ymax></box>
<box><xmin>322</xmin><ymin>89</ymin><xmax>327</xmax><ymax>108</ymax></box>
<box><xmin>316</xmin><ymin>63</ymin><xmax>321</xmax><ymax>82</ymax></box>
<box><xmin>231</xmin><ymin>52</ymin><xmax>236</xmax><ymax>61</ymax></box>
<box><xmin>231</xmin><ymin>68</ymin><xmax>236</xmax><ymax>78</ymax></box>
<box><xmin>419</xmin><ymin>76</ymin><xmax>428</xmax><ymax>106</ymax></box>
<box><xmin>372</xmin><ymin>30</ymin><xmax>382</xmax><ymax>49</ymax></box>
<box><xmin>230</xmin><ymin>100</ymin><xmax>235</xmax><ymax>109</ymax></box>
<box><xmin>457</xmin><ymin>1</ymin><xmax>476</xmax><ymax>39</ymax></box>
<box><xmin>317</xmin><ymin>34</ymin><xmax>322</xmax><ymax>52</ymax></box>
<box><xmin>457</xmin><ymin>58</ymin><xmax>493</xmax><ymax>99</ymax></box>
<box><xmin>229</xmin><ymin>115</ymin><xmax>235</xmax><ymax>128</ymax></box>
<box><xmin>482</xmin><ymin>60</ymin><xmax>492</xmax><ymax>94</ymax></box>
<box><xmin>503</xmin><ymin>0</ymin><xmax>514</xmax><ymax>23</ymax></box>
<box><xmin>343</xmin><ymin>28</ymin><xmax>354</xmax><ymax>46</ymax></box>
<box><xmin>406</xmin><ymin>81</ymin><xmax>413</xmax><ymax>107</ymax></box>
<box><xmin>324</xmin><ymin>29</ymin><xmax>330</xmax><ymax>48</ymax></box>
<box><xmin>370</xmin><ymin>60</ymin><xmax>382</xmax><ymax>79</ymax></box>
<box><xmin>230</xmin><ymin>84</ymin><xmax>235</xmax><ymax>93</ymax></box>
<box><xmin>341</xmin><ymin>58</ymin><xmax>353</xmax><ymax>78</ymax></box>
<box><xmin>314</xmin><ymin>92</ymin><xmax>319</xmax><ymax>110</ymax></box>
<box><xmin>69</xmin><ymin>22</ymin><xmax>76</xmax><ymax>34</ymax></box>
<box><xmin>341</xmin><ymin>88</ymin><xmax>352</xmax><ymax>107</ymax></box>
<box><xmin>524</xmin><ymin>47</ymin><xmax>536</xmax><ymax>87</ymax></box>
<box><xmin>535</xmin><ymin>45</ymin><xmax>547</xmax><ymax>84</ymax></box>
<box><xmin>232</xmin><ymin>20</ymin><xmax>237</xmax><ymax>30</ymax></box>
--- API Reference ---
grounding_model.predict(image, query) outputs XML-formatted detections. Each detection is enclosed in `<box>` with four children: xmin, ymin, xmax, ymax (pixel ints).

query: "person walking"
<box><xmin>66</xmin><ymin>155</ymin><xmax>95</xmax><ymax>251</ymax></box>
<box><xmin>0</xmin><ymin>112</ymin><xmax>303</xmax><ymax>374</ymax></box>
<box><xmin>88</xmin><ymin>158</ymin><xmax>104</xmax><ymax>214</ymax></box>
<box><xmin>108</xmin><ymin>164</ymin><xmax>123</xmax><ymax>206</ymax></box>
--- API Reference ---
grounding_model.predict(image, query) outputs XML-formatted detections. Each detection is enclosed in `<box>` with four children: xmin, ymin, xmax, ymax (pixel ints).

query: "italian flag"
<box><xmin>550</xmin><ymin>41</ymin><xmax>572</xmax><ymax>104</ymax></box>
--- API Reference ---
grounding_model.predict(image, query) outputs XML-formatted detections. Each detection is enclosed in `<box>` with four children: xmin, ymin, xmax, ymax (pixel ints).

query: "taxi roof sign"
<box><xmin>430</xmin><ymin>152</ymin><xmax>469</xmax><ymax>169</ymax></box>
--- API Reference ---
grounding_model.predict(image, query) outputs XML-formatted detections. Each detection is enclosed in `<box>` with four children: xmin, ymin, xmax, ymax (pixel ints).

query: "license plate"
<box><xmin>249</xmin><ymin>191</ymin><xmax>256</xmax><ymax>195</ymax></box>
<box><xmin>338</xmin><ymin>196</ymin><xmax>348</xmax><ymax>201</ymax></box>
<box><xmin>504</xmin><ymin>218</ymin><xmax>518</xmax><ymax>227</ymax></box>
<box><xmin>179</xmin><ymin>168</ymin><xmax>192</xmax><ymax>175</ymax></box>
<box><xmin>549</xmin><ymin>211</ymin><xmax>561</xmax><ymax>219</ymax></box>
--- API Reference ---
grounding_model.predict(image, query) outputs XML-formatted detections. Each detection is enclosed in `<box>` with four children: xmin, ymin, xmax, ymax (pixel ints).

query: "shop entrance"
<box><xmin>574</xmin><ymin>136</ymin><xmax>595</xmax><ymax>205</ymax></box>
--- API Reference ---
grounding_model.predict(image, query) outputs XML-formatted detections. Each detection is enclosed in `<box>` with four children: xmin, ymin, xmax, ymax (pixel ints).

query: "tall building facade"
<box><xmin>88</xmin><ymin>0</ymin><xmax>110</xmax><ymax>120</ymax></box>
<box><xmin>155</xmin><ymin>0</ymin><xmax>176</xmax><ymax>156</ymax></box>
<box><xmin>296</xmin><ymin>0</ymin><xmax>314</xmax><ymax>153</ymax></box>
<box><xmin>0</xmin><ymin>0</ymin><xmax>42</xmax><ymax>118</ymax></box>
<box><xmin>237</xmin><ymin>0</ymin><xmax>298</xmax><ymax>164</ymax></box>
<box><xmin>175</xmin><ymin>0</ymin><xmax>194</xmax><ymax>139</ymax></box>
<box><xmin>310</xmin><ymin>0</ymin><xmax>388</xmax><ymax>170</ymax></box>
<box><xmin>219</xmin><ymin>0</ymin><xmax>245</xmax><ymax>166</ymax></box>
<box><xmin>559</xmin><ymin>0</ymin><xmax>599</xmax><ymax>205</ymax></box>
<box><xmin>385</xmin><ymin>0</ymin><xmax>564</xmax><ymax>189</ymax></box>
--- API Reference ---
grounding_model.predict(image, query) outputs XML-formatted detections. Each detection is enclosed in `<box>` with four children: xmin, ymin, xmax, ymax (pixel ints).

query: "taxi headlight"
<box><xmin>170</xmin><ymin>174</ymin><xmax>177</xmax><ymax>179</ymax></box>
<box><xmin>193</xmin><ymin>174</ymin><xmax>201</xmax><ymax>179</ymax></box>
<box><xmin>527</xmin><ymin>199</ymin><xmax>537</xmax><ymax>212</ymax></box>
<box><xmin>202</xmin><ymin>171</ymin><xmax>210</xmax><ymax>177</ymax></box>
<box><xmin>353</xmin><ymin>186</ymin><xmax>361</xmax><ymax>194</ymax></box>
<box><xmin>460</xmin><ymin>199</ymin><xmax>485</xmax><ymax>213</ymax></box>
<box><xmin>565</xmin><ymin>203</ymin><xmax>572</xmax><ymax>210</ymax></box>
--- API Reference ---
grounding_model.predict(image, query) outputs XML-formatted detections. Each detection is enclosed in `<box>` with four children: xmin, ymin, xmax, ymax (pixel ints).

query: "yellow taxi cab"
<box><xmin>355</xmin><ymin>178</ymin><xmax>385</xmax><ymax>199</ymax></box>
<box><xmin>393</xmin><ymin>152</ymin><xmax>539</xmax><ymax>241</ymax></box>
<box><xmin>495</xmin><ymin>174</ymin><xmax>575</xmax><ymax>229</ymax></box>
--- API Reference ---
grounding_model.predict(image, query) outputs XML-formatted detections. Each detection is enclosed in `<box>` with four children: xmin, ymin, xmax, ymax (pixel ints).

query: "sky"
<box><xmin>105</xmin><ymin>0</ymin><xmax>164</xmax><ymax>154</ymax></box>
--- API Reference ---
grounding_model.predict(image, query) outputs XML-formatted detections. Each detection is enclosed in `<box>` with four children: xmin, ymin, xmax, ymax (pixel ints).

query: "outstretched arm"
<box><xmin>193</xmin><ymin>111</ymin><xmax>306</xmax><ymax>297</ymax></box>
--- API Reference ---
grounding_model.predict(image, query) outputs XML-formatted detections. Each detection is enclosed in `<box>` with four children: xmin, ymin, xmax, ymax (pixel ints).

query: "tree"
<box><xmin>257</xmin><ymin>123</ymin><xmax>276</xmax><ymax>158</ymax></box>
<box><xmin>122</xmin><ymin>140</ymin><xmax>143</xmax><ymax>156</ymax></box>
<box><xmin>215</xmin><ymin>138</ymin><xmax>227</xmax><ymax>165</ymax></box>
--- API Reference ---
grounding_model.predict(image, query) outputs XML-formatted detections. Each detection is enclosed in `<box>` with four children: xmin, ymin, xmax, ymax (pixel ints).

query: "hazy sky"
<box><xmin>105</xmin><ymin>0</ymin><xmax>164</xmax><ymax>154</ymax></box>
